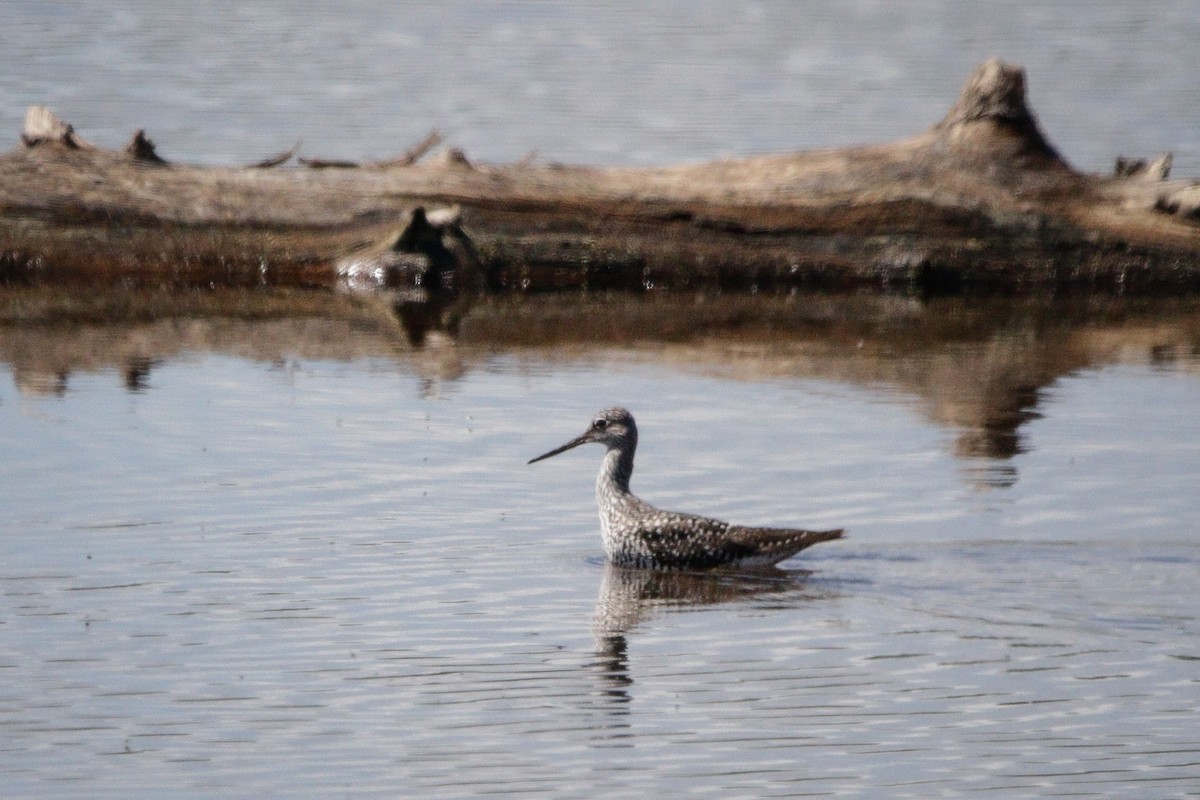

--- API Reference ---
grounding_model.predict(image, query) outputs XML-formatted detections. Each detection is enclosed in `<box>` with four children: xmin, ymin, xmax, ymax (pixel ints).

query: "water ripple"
<box><xmin>3</xmin><ymin>331</ymin><xmax>1199</xmax><ymax>797</ymax></box>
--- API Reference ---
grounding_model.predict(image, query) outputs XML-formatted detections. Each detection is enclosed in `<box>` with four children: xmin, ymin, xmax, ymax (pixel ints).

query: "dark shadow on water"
<box><xmin>122</xmin><ymin>355</ymin><xmax>158</xmax><ymax>392</ymax></box>
<box><xmin>390</xmin><ymin>290</ymin><xmax>475</xmax><ymax>348</ymax></box>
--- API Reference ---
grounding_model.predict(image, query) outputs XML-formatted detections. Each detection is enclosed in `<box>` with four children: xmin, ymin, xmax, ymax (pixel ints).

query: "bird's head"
<box><xmin>528</xmin><ymin>407</ymin><xmax>638</xmax><ymax>464</ymax></box>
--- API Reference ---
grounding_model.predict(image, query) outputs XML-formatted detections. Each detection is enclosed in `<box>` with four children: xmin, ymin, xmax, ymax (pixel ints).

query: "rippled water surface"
<box><xmin>2</xmin><ymin>293</ymin><xmax>1198</xmax><ymax>797</ymax></box>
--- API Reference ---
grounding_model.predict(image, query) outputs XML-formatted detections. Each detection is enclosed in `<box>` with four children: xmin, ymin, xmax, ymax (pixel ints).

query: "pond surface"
<box><xmin>3</xmin><ymin>1</ymin><xmax>1199</xmax><ymax>174</ymax></box>
<box><xmin>2</xmin><ymin>290</ymin><xmax>1198</xmax><ymax>797</ymax></box>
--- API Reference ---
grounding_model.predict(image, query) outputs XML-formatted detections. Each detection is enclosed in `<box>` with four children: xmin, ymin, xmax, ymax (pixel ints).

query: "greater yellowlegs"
<box><xmin>528</xmin><ymin>407</ymin><xmax>843</xmax><ymax>569</ymax></box>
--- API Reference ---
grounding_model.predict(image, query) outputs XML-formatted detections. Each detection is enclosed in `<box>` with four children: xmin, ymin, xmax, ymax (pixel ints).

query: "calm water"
<box><xmin>2</xmin><ymin>1</ymin><xmax>1199</xmax><ymax>174</ymax></box>
<box><xmin>1</xmin><ymin>293</ymin><xmax>1199</xmax><ymax>797</ymax></box>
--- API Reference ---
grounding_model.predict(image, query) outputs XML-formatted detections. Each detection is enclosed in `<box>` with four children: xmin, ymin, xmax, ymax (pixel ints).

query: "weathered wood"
<box><xmin>1</xmin><ymin>59</ymin><xmax>1198</xmax><ymax>293</ymax></box>
<box><xmin>296</xmin><ymin>130</ymin><xmax>443</xmax><ymax>170</ymax></box>
<box><xmin>250</xmin><ymin>141</ymin><xmax>301</xmax><ymax>169</ymax></box>
<box><xmin>19</xmin><ymin>105</ymin><xmax>92</xmax><ymax>149</ymax></box>
<box><xmin>372</xmin><ymin>129</ymin><xmax>443</xmax><ymax>168</ymax></box>
<box><xmin>125</xmin><ymin>129</ymin><xmax>167</xmax><ymax>164</ymax></box>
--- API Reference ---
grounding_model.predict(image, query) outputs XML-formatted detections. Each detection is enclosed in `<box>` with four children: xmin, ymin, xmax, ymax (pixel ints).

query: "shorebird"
<box><xmin>528</xmin><ymin>407</ymin><xmax>843</xmax><ymax>569</ymax></box>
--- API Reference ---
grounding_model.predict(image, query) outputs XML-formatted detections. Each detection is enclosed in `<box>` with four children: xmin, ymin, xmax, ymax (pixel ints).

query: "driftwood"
<box><xmin>1</xmin><ymin>59</ymin><xmax>1199</xmax><ymax>294</ymax></box>
<box><xmin>251</xmin><ymin>141</ymin><xmax>301</xmax><ymax>169</ymax></box>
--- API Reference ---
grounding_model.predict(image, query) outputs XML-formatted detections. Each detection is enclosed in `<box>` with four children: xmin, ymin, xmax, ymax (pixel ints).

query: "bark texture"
<box><xmin>2</xmin><ymin>59</ymin><xmax>1198</xmax><ymax>293</ymax></box>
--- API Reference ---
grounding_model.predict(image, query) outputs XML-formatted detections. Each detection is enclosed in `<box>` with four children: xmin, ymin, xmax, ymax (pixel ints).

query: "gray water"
<box><xmin>1</xmin><ymin>294</ymin><xmax>1199</xmax><ymax>798</ymax></box>
<box><xmin>2</xmin><ymin>0</ymin><xmax>1198</xmax><ymax>173</ymax></box>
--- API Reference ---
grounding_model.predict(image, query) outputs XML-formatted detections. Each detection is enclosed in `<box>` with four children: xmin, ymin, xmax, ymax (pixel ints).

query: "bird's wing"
<box><xmin>633</xmin><ymin>510</ymin><xmax>757</xmax><ymax>568</ymax></box>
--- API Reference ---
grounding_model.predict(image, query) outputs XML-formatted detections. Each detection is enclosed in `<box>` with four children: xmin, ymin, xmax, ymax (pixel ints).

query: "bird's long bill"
<box><xmin>527</xmin><ymin>433</ymin><xmax>590</xmax><ymax>465</ymax></box>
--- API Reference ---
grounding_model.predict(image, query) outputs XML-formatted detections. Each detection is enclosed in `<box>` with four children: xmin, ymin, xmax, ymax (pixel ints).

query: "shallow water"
<box><xmin>2</xmin><ymin>292</ymin><xmax>1198</xmax><ymax>797</ymax></box>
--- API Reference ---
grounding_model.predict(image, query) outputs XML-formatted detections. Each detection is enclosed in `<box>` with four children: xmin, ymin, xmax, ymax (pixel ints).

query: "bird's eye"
<box><xmin>593</xmin><ymin>418</ymin><xmax>608</xmax><ymax>430</ymax></box>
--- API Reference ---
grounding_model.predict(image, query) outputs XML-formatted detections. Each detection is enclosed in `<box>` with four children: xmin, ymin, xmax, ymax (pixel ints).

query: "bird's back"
<box><xmin>604</xmin><ymin>500</ymin><xmax>843</xmax><ymax>569</ymax></box>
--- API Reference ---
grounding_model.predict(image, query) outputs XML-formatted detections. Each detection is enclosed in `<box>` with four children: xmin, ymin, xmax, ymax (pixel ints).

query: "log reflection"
<box><xmin>2</xmin><ymin>288</ymin><xmax>1198</xmax><ymax>468</ymax></box>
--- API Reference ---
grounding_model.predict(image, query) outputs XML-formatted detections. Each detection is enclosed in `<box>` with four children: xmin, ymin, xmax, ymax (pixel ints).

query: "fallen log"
<box><xmin>1</xmin><ymin>59</ymin><xmax>1198</xmax><ymax>294</ymax></box>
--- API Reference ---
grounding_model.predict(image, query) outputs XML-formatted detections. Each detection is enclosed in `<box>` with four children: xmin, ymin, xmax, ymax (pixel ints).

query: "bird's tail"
<box><xmin>808</xmin><ymin>528</ymin><xmax>845</xmax><ymax>544</ymax></box>
<box><xmin>794</xmin><ymin>528</ymin><xmax>844</xmax><ymax>551</ymax></box>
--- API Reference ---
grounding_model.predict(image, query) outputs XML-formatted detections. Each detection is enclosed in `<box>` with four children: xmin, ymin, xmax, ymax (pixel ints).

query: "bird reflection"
<box><xmin>589</xmin><ymin>563</ymin><xmax>823</xmax><ymax>712</ymax></box>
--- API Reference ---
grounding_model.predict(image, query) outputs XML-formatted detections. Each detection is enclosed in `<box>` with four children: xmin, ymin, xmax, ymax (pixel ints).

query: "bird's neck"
<box><xmin>597</xmin><ymin>445</ymin><xmax>634</xmax><ymax>496</ymax></box>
